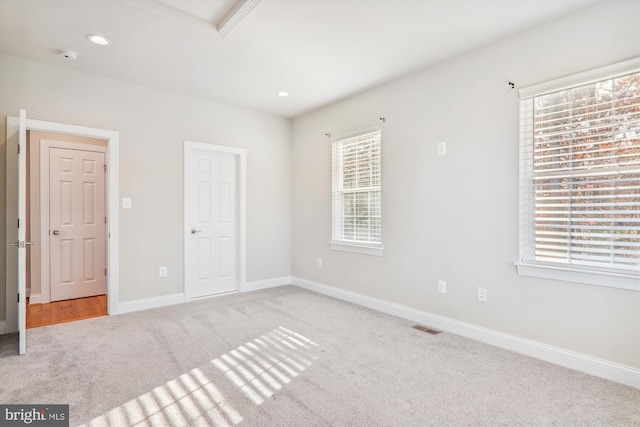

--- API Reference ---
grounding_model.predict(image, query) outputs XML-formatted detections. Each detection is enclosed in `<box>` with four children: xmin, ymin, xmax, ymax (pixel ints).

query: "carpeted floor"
<box><xmin>1</xmin><ymin>285</ymin><xmax>638</xmax><ymax>426</ymax></box>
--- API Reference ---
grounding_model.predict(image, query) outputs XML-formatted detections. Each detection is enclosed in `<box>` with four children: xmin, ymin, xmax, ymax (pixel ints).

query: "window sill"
<box><xmin>515</xmin><ymin>262</ymin><xmax>639</xmax><ymax>292</ymax></box>
<box><xmin>330</xmin><ymin>241</ymin><xmax>383</xmax><ymax>256</ymax></box>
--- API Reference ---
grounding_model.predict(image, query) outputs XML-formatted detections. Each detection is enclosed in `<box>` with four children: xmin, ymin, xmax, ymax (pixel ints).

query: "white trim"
<box><xmin>330</xmin><ymin>241</ymin><xmax>383</xmax><ymax>256</ymax></box>
<box><xmin>121</xmin><ymin>0</ymin><xmax>218</xmax><ymax>34</ymax></box>
<box><xmin>0</xmin><ymin>321</ymin><xmax>6</xmax><ymax>335</ymax></box>
<box><xmin>183</xmin><ymin>141</ymin><xmax>247</xmax><ymax>302</ymax></box>
<box><xmin>189</xmin><ymin>290</ymin><xmax>239</xmax><ymax>301</ymax></box>
<box><xmin>22</xmin><ymin>117</ymin><xmax>119</xmax><ymax>316</ymax></box>
<box><xmin>17</xmin><ymin>111</ymin><xmax>27</xmax><ymax>354</ymax></box>
<box><xmin>515</xmin><ymin>263</ymin><xmax>639</xmax><ymax>292</ymax></box>
<box><xmin>115</xmin><ymin>281</ymin><xmax>287</xmax><ymax>313</ymax></box>
<box><xmin>217</xmin><ymin>0</ymin><xmax>262</xmax><ymax>38</ymax></box>
<box><xmin>519</xmin><ymin>57</ymin><xmax>640</xmax><ymax>98</ymax></box>
<box><xmin>329</xmin><ymin>125</ymin><xmax>382</xmax><ymax>144</ymax></box>
<box><xmin>518</xmin><ymin>59</ymin><xmax>640</xmax><ymax>291</ymax></box>
<box><xmin>6</xmin><ymin>115</ymin><xmax>119</xmax><ymax>334</ymax></box>
<box><xmin>292</xmin><ymin>276</ymin><xmax>640</xmax><ymax>389</ymax></box>
<box><xmin>122</xmin><ymin>0</ymin><xmax>261</xmax><ymax>38</ymax></box>
<box><xmin>242</xmin><ymin>276</ymin><xmax>291</xmax><ymax>292</ymax></box>
<box><xmin>5</xmin><ymin>116</ymin><xmax>19</xmax><ymax>334</ymax></box>
<box><xmin>115</xmin><ymin>293</ymin><xmax>185</xmax><ymax>315</ymax></box>
<box><xmin>331</xmin><ymin>125</ymin><xmax>383</xmax><ymax>251</ymax></box>
<box><xmin>28</xmin><ymin>293</ymin><xmax>42</xmax><ymax>305</ymax></box>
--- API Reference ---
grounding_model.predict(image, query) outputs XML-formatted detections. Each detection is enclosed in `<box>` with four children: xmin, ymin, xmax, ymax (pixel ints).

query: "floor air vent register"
<box><xmin>412</xmin><ymin>325</ymin><xmax>441</xmax><ymax>335</ymax></box>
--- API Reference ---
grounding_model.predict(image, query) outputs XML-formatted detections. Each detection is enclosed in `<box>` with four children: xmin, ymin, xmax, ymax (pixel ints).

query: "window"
<box><xmin>517</xmin><ymin>59</ymin><xmax>640</xmax><ymax>291</ymax></box>
<box><xmin>331</xmin><ymin>126</ymin><xmax>383</xmax><ymax>256</ymax></box>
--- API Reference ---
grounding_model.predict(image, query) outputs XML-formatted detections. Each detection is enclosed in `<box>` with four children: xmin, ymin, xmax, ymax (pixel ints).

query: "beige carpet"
<box><xmin>1</xmin><ymin>285</ymin><xmax>638</xmax><ymax>426</ymax></box>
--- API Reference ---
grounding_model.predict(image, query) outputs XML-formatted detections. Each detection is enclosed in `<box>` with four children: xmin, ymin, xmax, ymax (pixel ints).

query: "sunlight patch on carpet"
<box><xmin>80</xmin><ymin>367</ymin><xmax>243</xmax><ymax>427</ymax></box>
<box><xmin>78</xmin><ymin>327</ymin><xmax>318</xmax><ymax>427</ymax></box>
<box><xmin>212</xmin><ymin>326</ymin><xmax>319</xmax><ymax>405</ymax></box>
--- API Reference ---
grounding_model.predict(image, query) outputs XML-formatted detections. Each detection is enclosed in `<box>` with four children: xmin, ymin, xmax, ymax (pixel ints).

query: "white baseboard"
<box><xmin>114</xmin><ymin>277</ymin><xmax>291</xmax><ymax>316</ymax></box>
<box><xmin>115</xmin><ymin>293</ymin><xmax>186</xmax><ymax>315</ymax></box>
<box><xmin>292</xmin><ymin>276</ymin><xmax>640</xmax><ymax>389</ymax></box>
<box><xmin>0</xmin><ymin>321</ymin><xmax>6</xmax><ymax>335</ymax></box>
<box><xmin>243</xmin><ymin>276</ymin><xmax>291</xmax><ymax>292</ymax></box>
<box><xmin>28</xmin><ymin>293</ymin><xmax>43</xmax><ymax>304</ymax></box>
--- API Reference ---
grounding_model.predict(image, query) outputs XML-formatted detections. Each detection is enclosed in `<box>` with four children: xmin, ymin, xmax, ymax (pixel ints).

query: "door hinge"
<box><xmin>104</xmin><ymin>164</ymin><xmax>107</xmax><ymax>172</ymax></box>
<box><xmin>17</xmin><ymin>293</ymin><xmax>20</xmax><ymax>303</ymax></box>
<box><xmin>105</xmin><ymin>217</ymin><xmax>107</xmax><ymax>224</ymax></box>
<box><xmin>17</xmin><ymin>144</ymin><xmax>20</xmax><ymax>154</ymax></box>
<box><xmin>105</xmin><ymin>268</ymin><xmax>107</xmax><ymax>276</ymax></box>
<box><xmin>17</xmin><ymin>219</ymin><xmax>20</xmax><ymax>229</ymax></box>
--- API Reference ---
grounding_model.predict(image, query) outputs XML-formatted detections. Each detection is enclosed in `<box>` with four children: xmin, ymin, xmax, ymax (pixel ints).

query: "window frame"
<box><xmin>516</xmin><ymin>57</ymin><xmax>640</xmax><ymax>291</ymax></box>
<box><xmin>330</xmin><ymin>125</ymin><xmax>383</xmax><ymax>256</ymax></box>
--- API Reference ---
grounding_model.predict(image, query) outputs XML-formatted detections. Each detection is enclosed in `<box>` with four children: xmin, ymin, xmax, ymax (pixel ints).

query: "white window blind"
<box><xmin>331</xmin><ymin>126</ymin><xmax>382</xmax><ymax>255</ymax></box>
<box><xmin>518</xmin><ymin>59</ymin><xmax>640</xmax><ymax>290</ymax></box>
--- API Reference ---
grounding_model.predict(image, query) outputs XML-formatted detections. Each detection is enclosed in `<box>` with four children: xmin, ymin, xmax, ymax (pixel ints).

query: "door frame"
<box><xmin>183</xmin><ymin>141</ymin><xmax>246</xmax><ymax>301</ymax></box>
<box><xmin>6</xmin><ymin>116</ymin><xmax>119</xmax><ymax>334</ymax></box>
<box><xmin>41</xmin><ymin>141</ymin><xmax>108</xmax><ymax>304</ymax></box>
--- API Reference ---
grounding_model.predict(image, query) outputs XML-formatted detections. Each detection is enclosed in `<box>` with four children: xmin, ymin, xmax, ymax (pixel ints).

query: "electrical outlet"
<box><xmin>437</xmin><ymin>280</ymin><xmax>446</xmax><ymax>294</ymax></box>
<box><xmin>437</xmin><ymin>141</ymin><xmax>447</xmax><ymax>156</ymax></box>
<box><xmin>159</xmin><ymin>266</ymin><xmax>167</xmax><ymax>277</ymax></box>
<box><xmin>317</xmin><ymin>258</ymin><xmax>323</xmax><ymax>268</ymax></box>
<box><xmin>477</xmin><ymin>287</ymin><xmax>487</xmax><ymax>302</ymax></box>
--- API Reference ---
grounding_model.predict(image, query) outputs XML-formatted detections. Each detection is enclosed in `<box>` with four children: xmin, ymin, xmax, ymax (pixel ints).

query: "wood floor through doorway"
<box><xmin>26</xmin><ymin>295</ymin><xmax>107</xmax><ymax>329</ymax></box>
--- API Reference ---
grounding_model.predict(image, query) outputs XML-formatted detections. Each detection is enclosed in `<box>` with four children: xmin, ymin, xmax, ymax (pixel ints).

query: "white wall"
<box><xmin>291</xmin><ymin>0</ymin><xmax>640</xmax><ymax>368</ymax></box>
<box><xmin>1</xmin><ymin>54</ymin><xmax>291</xmax><ymax>319</ymax></box>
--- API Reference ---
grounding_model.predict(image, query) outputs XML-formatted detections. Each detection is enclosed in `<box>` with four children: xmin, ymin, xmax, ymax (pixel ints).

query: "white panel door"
<box><xmin>187</xmin><ymin>149</ymin><xmax>238</xmax><ymax>298</ymax></box>
<box><xmin>16</xmin><ymin>110</ymin><xmax>28</xmax><ymax>354</ymax></box>
<box><xmin>49</xmin><ymin>148</ymin><xmax>106</xmax><ymax>301</ymax></box>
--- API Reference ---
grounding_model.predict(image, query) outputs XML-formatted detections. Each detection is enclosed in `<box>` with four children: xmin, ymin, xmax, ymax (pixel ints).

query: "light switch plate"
<box><xmin>122</xmin><ymin>198</ymin><xmax>132</xmax><ymax>209</ymax></box>
<box><xmin>437</xmin><ymin>141</ymin><xmax>447</xmax><ymax>156</ymax></box>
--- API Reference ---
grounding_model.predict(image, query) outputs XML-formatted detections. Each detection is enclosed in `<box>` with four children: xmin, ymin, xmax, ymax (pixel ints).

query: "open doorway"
<box><xmin>6</xmin><ymin>112</ymin><xmax>119</xmax><ymax>353</ymax></box>
<box><xmin>26</xmin><ymin>131</ymin><xmax>109</xmax><ymax>328</ymax></box>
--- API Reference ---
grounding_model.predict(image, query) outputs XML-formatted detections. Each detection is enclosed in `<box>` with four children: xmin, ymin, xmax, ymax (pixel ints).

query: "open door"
<box><xmin>7</xmin><ymin>114</ymin><xmax>119</xmax><ymax>331</ymax></box>
<box><xmin>17</xmin><ymin>109</ymin><xmax>29</xmax><ymax>354</ymax></box>
<box><xmin>7</xmin><ymin>109</ymin><xmax>29</xmax><ymax>354</ymax></box>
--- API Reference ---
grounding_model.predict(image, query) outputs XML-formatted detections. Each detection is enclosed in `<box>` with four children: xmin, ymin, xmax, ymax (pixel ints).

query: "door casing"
<box><xmin>183</xmin><ymin>140</ymin><xmax>246</xmax><ymax>301</ymax></box>
<box><xmin>5</xmin><ymin>115</ymin><xmax>119</xmax><ymax>335</ymax></box>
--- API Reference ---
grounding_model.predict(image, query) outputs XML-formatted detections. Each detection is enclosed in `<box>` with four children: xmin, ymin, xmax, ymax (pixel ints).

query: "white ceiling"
<box><xmin>0</xmin><ymin>0</ymin><xmax>598</xmax><ymax>118</ymax></box>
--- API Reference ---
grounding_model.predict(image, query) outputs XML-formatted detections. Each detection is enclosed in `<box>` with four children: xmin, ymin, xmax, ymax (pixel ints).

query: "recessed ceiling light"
<box><xmin>86</xmin><ymin>34</ymin><xmax>111</xmax><ymax>46</ymax></box>
<box><xmin>278</xmin><ymin>91</ymin><xmax>289</xmax><ymax>97</ymax></box>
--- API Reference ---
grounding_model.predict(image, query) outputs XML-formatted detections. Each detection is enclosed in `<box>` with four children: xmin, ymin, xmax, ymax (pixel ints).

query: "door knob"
<box><xmin>191</xmin><ymin>229</ymin><xmax>203</xmax><ymax>234</ymax></box>
<box><xmin>8</xmin><ymin>241</ymin><xmax>33</xmax><ymax>248</ymax></box>
<box><xmin>52</xmin><ymin>230</ymin><xmax>60</xmax><ymax>235</ymax></box>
